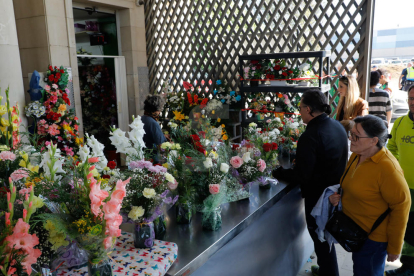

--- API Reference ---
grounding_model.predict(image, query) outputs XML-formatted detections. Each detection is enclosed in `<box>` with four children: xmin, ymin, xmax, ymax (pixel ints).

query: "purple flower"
<box><xmin>129</xmin><ymin>159</ymin><xmax>153</xmax><ymax>170</ymax></box>
<box><xmin>241</xmin><ymin>139</ymin><xmax>248</xmax><ymax>147</ymax></box>
<box><xmin>148</xmin><ymin>165</ymin><xmax>167</xmax><ymax>173</ymax></box>
<box><xmin>258</xmin><ymin>176</ymin><xmax>268</xmax><ymax>185</ymax></box>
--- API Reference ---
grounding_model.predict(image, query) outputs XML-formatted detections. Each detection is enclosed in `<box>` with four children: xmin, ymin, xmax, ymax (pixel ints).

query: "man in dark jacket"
<box><xmin>273</xmin><ymin>89</ymin><xmax>348</xmax><ymax>276</ymax></box>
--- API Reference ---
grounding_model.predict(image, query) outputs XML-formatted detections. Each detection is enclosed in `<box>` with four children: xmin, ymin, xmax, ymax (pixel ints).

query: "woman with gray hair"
<box><xmin>329</xmin><ymin>115</ymin><xmax>411</xmax><ymax>276</ymax></box>
<box><xmin>142</xmin><ymin>94</ymin><xmax>168</xmax><ymax>163</ymax></box>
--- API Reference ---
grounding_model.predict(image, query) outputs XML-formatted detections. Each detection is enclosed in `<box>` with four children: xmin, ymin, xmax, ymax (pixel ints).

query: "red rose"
<box><xmin>60</xmin><ymin>69</ymin><xmax>65</xmax><ymax>74</ymax></box>
<box><xmin>288</xmin><ymin>70</ymin><xmax>293</xmax><ymax>74</ymax></box>
<box><xmin>266</xmin><ymin>74</ymin><xmax>275</xmax><ymax>80</ymax></box>
<box><xmin>198</xmin><ymin>131</ymin><xmax>206</xmax><ymax>139</ymax></box>
<box><xmin>191</xmin><ymin>134</ymin><xmax>200</xmax><ymax>142</ymax></box>
<box><xmin>107</xmin><ymin>161</ymin><xmax>116</xmax><ymax>169</ymax></box>
<box><xmin>54</xmin><ymin>78</ymin><xmax>59</xmax><ymax>83</ymax></box>
<box><xmin>278</xmin><ymin>127</ymin><xmax>283</xmax><ymax>131</ymax></box>
<box><xmin>76</xmin><ymin>161</ymin><xmax>80</xmax><ymax>166</ymax></box>
<box><xmin>272</xmin><ymin>143</ymin><xmax>278</xmax><ymax>150</ymax></box>
<box><xmin>256</xmin><ymin>64</ymin><xmax>262</xmax><ymax>70</ymax></box>
<box><xmin>282</xmin><ymin>72</ymin><xmax>288</xmax><ymax>77</ymax></box>
<box><xmin>291</xmin><ymin>137</ymin><xmax>294</xmax><ymax>141</ymax></box>
<box><xmin>49</xmin><ymin>66</ymin><xmax>53</xmax><ymax>70</ymax></box>
<box><xmin>46</xmin><ymin>113</ymin><xmax>52</xmax><ymax>119</ymax></box>
<box><xmin>282</xmin><ymin>122</ymin><xmax>286</xmax><ymax>125</ymax></box>
<box><xmin>102</xmin><ymin>175</ymin><xmax>111</xmax><ymax>179</ymax></box>
<box><xmin>232</xmin><ymin>144</ymin><xmax>240</xmax><ymax>150</ymax></box>
<box><xmin>251</xmin><ymin>60</ymin><xmax>259</xmax><ymax>64</ymax></box>
<box><xmin>48</xmin><ymin>74</ymin><xmax>55</xmax><ymax>81</ymax></box>
<box><xmin>194</xmin><ymin>141</ymin><xmax>206</xmax><ymax>154</ymax></box>
<box><xmin>282</xmin><ymin>67</ymin><xmax>287</xmax><ymax>70</ymax></box>
<box><xmin>263</xmin><ymin>143</ymin><xmax>272</xmax><ymax>152</ymax></box>
<box><xmin>56</xmin><ymin>73</ymin><xmax>61</xmax><ymax>79</ymax></box>
<box><xmin>274</xmin><ymin>65</ymin><xmax>281</xmax><ymax>71</ymax></box>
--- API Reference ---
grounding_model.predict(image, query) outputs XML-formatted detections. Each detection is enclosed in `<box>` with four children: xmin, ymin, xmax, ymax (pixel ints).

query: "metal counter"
<box><xmin>164</xmin><ymin>181</ymin><xmax>313</xmax><ymax>276</ymax></box>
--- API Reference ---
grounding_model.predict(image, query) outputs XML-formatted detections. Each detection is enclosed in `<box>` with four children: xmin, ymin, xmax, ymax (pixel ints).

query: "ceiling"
<box><xmin>73</xmin><ymin>8</ymin><xmax>115</xmax><ymax>21</ymax></box>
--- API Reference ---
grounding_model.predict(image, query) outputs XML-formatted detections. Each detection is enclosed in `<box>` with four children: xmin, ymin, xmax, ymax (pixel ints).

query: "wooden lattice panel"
<box><xmin>144</xmin><ymin>0</ymin><xmax>371</xmax><ymax>114</ymax></box>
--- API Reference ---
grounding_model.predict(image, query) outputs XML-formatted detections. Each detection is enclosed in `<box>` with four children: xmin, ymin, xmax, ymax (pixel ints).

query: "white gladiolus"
<box><xmin>78</xmin><ymin>145</ymin><xmax>90</xmax><ymax>162</ymax></box>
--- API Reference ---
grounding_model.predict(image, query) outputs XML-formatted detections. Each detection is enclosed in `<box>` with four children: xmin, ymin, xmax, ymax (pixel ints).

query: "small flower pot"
<box><xmin>134</xmin><ymin>222</ymin><xmax>155</xmax><ymax>249</ymax></box>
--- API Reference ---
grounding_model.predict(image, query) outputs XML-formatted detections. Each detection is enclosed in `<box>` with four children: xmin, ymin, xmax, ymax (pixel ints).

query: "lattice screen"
<box><xmin>144</xmin><ymin>0</ymin><xmax>371</xmax><ymax>114</ymax></box>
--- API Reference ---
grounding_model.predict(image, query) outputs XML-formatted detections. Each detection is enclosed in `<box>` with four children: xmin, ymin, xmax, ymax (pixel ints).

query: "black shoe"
<box><xmin>386</xmin><ymin>266</ymin><xmax>414</xmax><ymax>276</ymax></box>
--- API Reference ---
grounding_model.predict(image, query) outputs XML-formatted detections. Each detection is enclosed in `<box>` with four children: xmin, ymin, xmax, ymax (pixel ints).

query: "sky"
<box><xmin>374</xmin><ymin>0</ymin><xmax>414</xmax><ymax>30</ymax></box>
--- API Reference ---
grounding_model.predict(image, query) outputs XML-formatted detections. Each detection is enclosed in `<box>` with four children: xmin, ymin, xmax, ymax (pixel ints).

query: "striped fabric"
<box><xmin>368</xmin><ymin>88</ymin><xmax>392</xmax><ymax>121</ymax></box>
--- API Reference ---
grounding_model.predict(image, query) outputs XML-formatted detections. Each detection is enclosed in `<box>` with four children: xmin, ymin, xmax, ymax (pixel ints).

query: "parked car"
<box><xmin>371</xmin><ymin>58</ymin><xmax>386</xmax><ymax>66</ymax></box>
<box><xmin>390</xmin><ymin>60</ymin><xmax>403</xmax><ymax>65</ymax></box>
<box><xmin>391</xmin><ymin>90</ymin><xmax>409</xmax><ymax>121</ymax></box>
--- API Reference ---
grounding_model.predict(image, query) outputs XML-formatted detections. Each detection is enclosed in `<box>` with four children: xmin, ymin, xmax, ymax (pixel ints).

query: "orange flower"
<box><xmin>277</xmin><ymin>93</ymin><xmax>283</xmax><ymax>98</ymax></box>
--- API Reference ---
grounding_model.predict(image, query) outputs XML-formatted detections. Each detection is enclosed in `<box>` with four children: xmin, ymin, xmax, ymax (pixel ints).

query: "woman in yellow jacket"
<box><xmin>330</xmin><ymin>115</ymin><xmax>411</xmax><ymax>276</ymax></box>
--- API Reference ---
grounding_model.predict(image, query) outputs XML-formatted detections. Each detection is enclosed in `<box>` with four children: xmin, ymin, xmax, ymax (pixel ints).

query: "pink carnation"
<box><xmin>257</xmin><ymin>159</ymin><xmax>266</xmax><ymax>172</ymax></box>
<box><xmin>0</xmin><ymin>151</ymin><xmax>16</xmax><ymax>161</ymax></box>
<box><xmin>48</xmin><ymin>124</ymin><xmax>60</xmax><ymax>136</ymax></box>
<box><xmin>10</xmin><ymin>169</ymin><xmax>30</xmax><ymax>182</ymax></box>
<box><xmin>44</xmin><ymin>85</ymin><xmax>51</xmax><ymax>91</ymax></box>
<box><xmin>230</xmin><ymin>156</ymin><xmax>243</xmax><ymax>169</ymax></box>
<box><xmin>168</xmin><ymin>180</ymin><xmax>178</xmax><ymax>190</ymax></box>
<box><xmin>209</xmin><ymin>184</ymin><xmax>220</xmax><ymax>195</ymax></box>
<box><xmin>129</xmin><ymin>160</ymin><xmax>153</xmax><ymax>170</ymax></box>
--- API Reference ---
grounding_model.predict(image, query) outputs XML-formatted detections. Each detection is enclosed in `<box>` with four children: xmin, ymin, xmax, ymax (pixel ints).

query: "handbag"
<box><xmin>325</xmin><ymin>155</ymin><xmax>391</xmax><ymax>252</ymax></box>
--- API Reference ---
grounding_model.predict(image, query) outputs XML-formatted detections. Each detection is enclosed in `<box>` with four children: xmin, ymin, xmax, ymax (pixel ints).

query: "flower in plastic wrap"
<box><xmin>230</xmin><ymin>156</ymin><xmax>243</xmax><ymax>169</ymax></box>
<box><xmin>249</xmin><ymin>122</ymin><xmax>257</xmax><ymax>128</ymax></box>
<box><xmin>257</xmin><ymin>159</ymin><xmax>266</xmax><ymax>172</ymax></box>
<box><xmin>128</xmin><ymin>206</ymin><xmax>145</xmax><ymax>221</ymax></box>
<box><xmin>161</xmin><ymin>142</ymin><xmax>172</xmax><ymax>149</ymax></box>
<box><xmin>203</xmin><ymin>157</ymin><xmax>213</xmax><ymax>169</ymax></box>
<box><xmin>220</xmin><ymin>163</ymin><xmax>229</xmax><ymax>173</ymax></box>
<box><xmin>168</xmin><ymin>180</ymin><xmax>178</xmax><ymax>190</ymax></box>
<box><xmin>143</xmin><ymin>188</ymin><xmax>156</xmax><ymax>199</ymax></box>
<box><xmin>164</xmin><ymin>172</ymin><xmax>175</xmax><ymax>183</ymax></box>
<box><xmin>209</xmin><ymin>184</ymin><xmax>220</xmax><ymax>195</ymax></box>
<box><xmin>242</xmin><ymin>152</ymin><xmax>251</xmax><ymax>163</ymax></box>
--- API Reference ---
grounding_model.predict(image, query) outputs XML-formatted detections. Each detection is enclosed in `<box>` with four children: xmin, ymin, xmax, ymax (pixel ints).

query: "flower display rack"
<box><xmin>239</xmin><ymin>50</ymin><xmax>331</xmax><ymax>126</ymax></box>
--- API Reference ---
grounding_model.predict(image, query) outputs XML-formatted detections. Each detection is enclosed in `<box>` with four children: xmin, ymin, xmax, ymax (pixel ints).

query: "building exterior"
<box><xmin>372</xmin><ymin>27</ymin><xmax>414</xmax><ymax>58</ymax></box>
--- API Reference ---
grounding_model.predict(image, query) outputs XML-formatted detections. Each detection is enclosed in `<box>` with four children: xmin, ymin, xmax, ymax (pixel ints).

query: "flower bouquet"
<box><xmin>122</xmin><ymin>160</ymin><xmax>178</xmax><ymax>247</ymax></box>
<box><xmin>229</xmin><ymin>150</ymin><xmax>266</xmax><ymax>188</ymax></box>
<box><xmin>201</xmin><ymin>181</ymin><xmax>227</xmax><ymax>231</ymax></box>
<box><xmin>277</xmin><ymin>116</ymin><xmax>305</xmax><ymax>168</ymax></box>
<box><xmin>0</xmin><ymin>179</ymin><xmax>42</xmax><ymax>276</ymax></box>
<box><xmin>297</xmin><ymin>62</ymin><xmax>317</xmax><ymax>86</ymax></box>
<box><xmin>243</xmin><ymin>60</ymin><xmax>264</xmax><ymax>86</ymax></box>
<box><xmin>37</xmin><ymin>156</ymin><xmax>130</xmax><ymax>276</ymax></box>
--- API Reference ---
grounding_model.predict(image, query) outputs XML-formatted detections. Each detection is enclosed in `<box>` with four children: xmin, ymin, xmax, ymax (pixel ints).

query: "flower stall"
<box><xmin>0</xmin><ymin>56</ymin><xmax>319</xmax><ymax>276</ymax></box>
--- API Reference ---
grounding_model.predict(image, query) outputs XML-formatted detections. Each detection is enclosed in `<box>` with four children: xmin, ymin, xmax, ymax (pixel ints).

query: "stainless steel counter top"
<box><xmin>164</xmin><ymin>180</ymin><xmax>295</xmax><ymax>276</ymax></box>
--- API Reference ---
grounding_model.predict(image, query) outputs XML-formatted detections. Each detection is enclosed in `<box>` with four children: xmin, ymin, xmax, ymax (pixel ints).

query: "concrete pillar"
<box><xmin>0</xmin><ymin>0</ymin><xmax>27</xmax><ymax>127</ymax></box>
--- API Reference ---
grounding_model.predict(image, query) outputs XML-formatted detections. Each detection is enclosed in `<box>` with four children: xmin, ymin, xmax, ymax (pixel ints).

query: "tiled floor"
<box><xmin>297</xmin><ymin>244</ymin><xmax>402</xmax><ymax>276</ymax></box>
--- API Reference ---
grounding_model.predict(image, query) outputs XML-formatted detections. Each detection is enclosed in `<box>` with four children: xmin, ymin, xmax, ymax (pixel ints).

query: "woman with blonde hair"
<box><xmin>336</xmin><ymin>75</ymin><xmax>369</xmax><ymax>132</ymax></box>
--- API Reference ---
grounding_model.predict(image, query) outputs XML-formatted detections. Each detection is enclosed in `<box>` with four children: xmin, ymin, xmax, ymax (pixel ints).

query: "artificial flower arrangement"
<box><xmin>0</xmin><ymin>87</ymin><xmax>22</xmax><ymax>150</ymax></box>
<box><xmin>262</xmin><ymin>59</ymin><xmax>299</xmax><ymax>83</ymax></box>
<box><xmin>297</xmin><ymin>62</ymin><xmax>317</xmax><ymax>85</ymax></box>
<box><xmin>121</xmin><ymin>160</ymin><xmax>178</xmax><ymax>248</ymax></box>
<box><xmin>243</xmin><ymin>60</ymin><xmax>264</xmax><ymax>82</ymax></box>
<box><xmin>0</xmin><ymin>179</ymin><xmax>42</xmax><ymax>276</ymax></box>
<box><xmin>212</xmin><ymin>79</ymin><xmax>242</xmax><ymax>108</ymax></box>
<box><xmin>24</xmin><ymin>65</ymin><xmax>82</xmax><ymax>157</ymax></box>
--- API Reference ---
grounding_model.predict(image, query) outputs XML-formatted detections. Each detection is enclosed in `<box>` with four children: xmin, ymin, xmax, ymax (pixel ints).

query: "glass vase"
<box><xmin>87</xmin><ymin>257</ymin><xmax>112</xmax><ymax>276</ymax></box>
<box><xmin>202</xmin><ymin>207</ymin><xmax>222</xmax><ymax>231</ymax></box>
<box><xmin>153</xmin><ymin>215</ymin><xmax>167</xmax><ymax>240</ymax></box>
<box><xmin>134</xmin><ymin>222</ymin><xmax>155</xmax><ymax>248</ymax></box>
<box><xmin>176</xmin><ymin>202</ymin><xmax>193</xmax><ymax>224</ymax></box>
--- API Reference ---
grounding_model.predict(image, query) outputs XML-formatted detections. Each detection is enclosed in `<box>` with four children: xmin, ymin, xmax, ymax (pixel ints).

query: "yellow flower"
<box><xmin>58</xmin><ymin>104</ymin><xmax>66</xmax><ymax>112</ymax></box>
<box><xmin>217</xmin><ymin>118</ymin><xmax>221</xmax><ymax>122</ymax></box>
<box><xmin>91</xmin><ymin>168</ymin><xmax>100</xmax><ymax>178</ymax></box>
<box><xmin>143</xmin><ymin>188</ymin><xmax>156</xmax><ymax>198</ymax></box>
<box><xmin>162</xmin><ymin>163</ymin><xmax>169</xmax><ymax>169</ymax></box>
<box><xmin>19</xmin><ymin>159</ymin><xmax>28</xmax><ymax>168</ymax></box>
<box><xmin>223</xmin><ymin>134</ymin><xmax>228</xmax><ymax>141</ymax></box>
<box><xmin>202</xmin><ymin>115</ymin><xmax>205</xmax><ymax>118</ymax></box>
<box><xmin>212</xmin><ymin>110</ymin><xmax>215</xmax><ymax>114</ymax></box>
<box><xmin>1</xmin><ymin>118</ymin><xmax>9</xmax><ymax>127</ymax></box>
<box><xmin>173</xmin><ymin>110</ymin><xmax>185</xmax><ymax>121</ymax></box>
<box><xmin>0</xmin><ymin>145</ymin><xmax>10</xmax><ymax>152</ymax></box>
<box><xmin>185</xmin><ymin>116</ymin><xmax>189</xmax><ymax>119</ymax></box>
<box><xmin>221</xmin><ymin>124</ymin><xmax>225</xmax><ymax>128</ymax></box>
<box><xmin>128</xmin><ymin>206</ymin><xmax>145</xmax><ymax>221</ymax></box>
<box><xmin>0</xmin><ymin>105</ymin><xmax>6</xmax><ymax>116</ymax></box>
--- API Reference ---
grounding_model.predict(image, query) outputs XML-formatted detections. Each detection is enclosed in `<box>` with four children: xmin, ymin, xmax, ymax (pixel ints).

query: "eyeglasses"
<box><xmin>348</xmin><ymin>132</ymin><xmax>372</xmax><ymax>142</ymax></box>
<box><xmin>408</xmin><ymin>97</ymin><xmax>414</xmax><ymax>102</ymax></box>
<box><xmin>298</xmin><ymin>105</ymin><xmax>308</xmax><ymax>111</ymax></box>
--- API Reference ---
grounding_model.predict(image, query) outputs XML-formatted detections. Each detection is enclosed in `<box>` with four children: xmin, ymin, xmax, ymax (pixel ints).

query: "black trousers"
<box><xmin>305</xmin><ymin>196</ymin><xmax>340</xmax><ymax>276</ymax></box>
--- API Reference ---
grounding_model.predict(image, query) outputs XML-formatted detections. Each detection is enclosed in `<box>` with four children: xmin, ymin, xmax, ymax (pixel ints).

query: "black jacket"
<box><xmin>278</xmin><ymin>113</ymin><xmax>348</xmax><ymax>199</ymax></box>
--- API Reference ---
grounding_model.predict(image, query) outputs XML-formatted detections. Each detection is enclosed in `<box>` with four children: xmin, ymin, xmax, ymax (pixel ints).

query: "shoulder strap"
<box><xmin>340</xmin><ymin>155</ymin><xmax>358</xmax><ymax>187</ymax></box>
<box><xmin>369</xmin><ymin>208</ymin><xmax>391</xmax><ymax>234</ymax></box>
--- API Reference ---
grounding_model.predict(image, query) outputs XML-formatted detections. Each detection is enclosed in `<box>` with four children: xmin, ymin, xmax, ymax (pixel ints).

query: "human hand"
<box><xmin>387</xmin><ymin>253</ymin><xmax>399</xmax><ymax>262</ymax></box>
<box><xmin>399</xmin><ymin>84</ymin><xmax>402</xmax><ymax>89</ymax></box>
<box><xmin>329</xmin><ymin>192</ymin><xmax>341</xmax><ymax>206</ymax></box>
